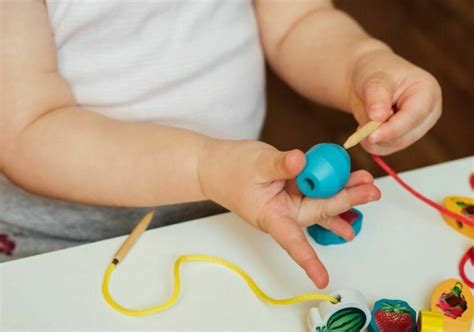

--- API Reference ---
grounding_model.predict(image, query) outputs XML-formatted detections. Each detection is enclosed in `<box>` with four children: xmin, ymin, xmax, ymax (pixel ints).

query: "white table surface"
<box><xmin>1</xmin><ymin>157</ymin><xmax>473</xmax><ymax>332</ymax></box>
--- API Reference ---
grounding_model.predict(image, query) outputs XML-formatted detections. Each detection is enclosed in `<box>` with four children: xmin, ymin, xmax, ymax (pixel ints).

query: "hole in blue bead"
<box><xmin>303</xmin><ymin>178</ymin><xmax>315</xmax><ymax>191</ymax></box>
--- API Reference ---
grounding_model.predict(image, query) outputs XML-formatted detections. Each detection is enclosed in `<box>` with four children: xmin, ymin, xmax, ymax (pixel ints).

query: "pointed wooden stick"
<box><xmin>343</xmin><ymin>121</ymin><xmax>383</xmax><ymax>149</ymax></box>
<box><xmin>113</xmin><ymin>210</ymin><xmax>154</xmax><ymax>264</ymax></box>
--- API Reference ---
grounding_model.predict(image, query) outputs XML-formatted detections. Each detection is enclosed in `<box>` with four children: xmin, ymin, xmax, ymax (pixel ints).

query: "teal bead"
<box><xmin>296</xmin><ymin>143</ymin><xmax>351</xmax><ymax>198</ymax></box>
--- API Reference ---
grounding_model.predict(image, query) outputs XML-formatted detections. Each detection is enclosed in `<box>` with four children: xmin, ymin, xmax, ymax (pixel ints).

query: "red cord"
<box><xmin>371</xmin><ymin>155</ymin><xmax>474</xmax><ymax>228</ymax></box>
<box><xmin>459</xmin><ymin>246</ymin><xmax>474</xmax><ymax>288</ymax></box>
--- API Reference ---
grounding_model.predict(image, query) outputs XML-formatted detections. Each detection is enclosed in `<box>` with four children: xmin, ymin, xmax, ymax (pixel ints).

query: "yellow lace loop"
<box><xmin>102</xmin><ymin>254</ymin><xmax>338</xmax><ymax>316</ymax></box>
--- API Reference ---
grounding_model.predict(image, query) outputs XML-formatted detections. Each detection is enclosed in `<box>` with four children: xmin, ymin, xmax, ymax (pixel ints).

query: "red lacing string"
<box><xmin>459</xmin><ymin>247</ymin><xmax>474</xmax><ymax>288</ymax></box>
<box><xmin>371</xmin><ymin>155</ymin><xmax>474</xmax><ymax>228</ymax></box>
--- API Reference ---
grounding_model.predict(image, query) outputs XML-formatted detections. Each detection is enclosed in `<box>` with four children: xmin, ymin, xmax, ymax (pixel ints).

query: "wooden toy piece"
<box><xmin>441</xmin><ymin>196</ymin><xmax>474</xmax><ymax>238</ymax></box>
<box><xmin>417</xmin><ymin>310</ymin><xmax>444</xmax><ymax>332</ymax></box>
<box><xmin>307</xmin><ymin>289</ymin><xmax>371</xmax><ymax>332</ymax></box>
<box><xmin>296</xmin><ymin>143</ymin><xmax>351</xmax><ymax>199</ymax></box>
<box><xmin>343</xmin><ymin>120</ymin><xmax>382</xmax><ymax>149</ymax></box>
<box><xmin>113</xmin><ymin>210</ymin><xmax>154</xmax><ymax>264</ymax></box>
<box><xmin>369</xmin><ymin>299</ymin><xmax>416</xmax><ymax>332</ymax></box>
<box><xmin>307</xmin><ymin>209</ymin><xmax>362</xmax><ymax>246</ymax></box>
<box><xmin>430</xmin><ymin>279</ymin><xmax>473</xmax><ymax>332</ymax></box>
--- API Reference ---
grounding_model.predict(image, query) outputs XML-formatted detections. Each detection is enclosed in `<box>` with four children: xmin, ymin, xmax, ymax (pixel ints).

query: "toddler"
<box><xmin>0</xmin><ymin>0</ymin><xmax>441</xmax><ymax>288</ymax></box>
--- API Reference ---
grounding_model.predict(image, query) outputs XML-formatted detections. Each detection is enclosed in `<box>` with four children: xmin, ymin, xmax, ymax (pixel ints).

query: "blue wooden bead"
<box><xmin>296</xmin><ymin>143</ymin><xmax>351</xmax><ymax>198</ymax></box>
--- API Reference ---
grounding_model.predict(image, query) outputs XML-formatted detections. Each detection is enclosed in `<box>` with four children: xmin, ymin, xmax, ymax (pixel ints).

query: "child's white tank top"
<box><xmin>0</xmin><ymin>1</ymin><xmax>267</xmax><ymax>261</ymax></box>
<box><xmin>46</xmin><ymin>0</ymin><xmax>266</xmax><ymax>140</ymax></box>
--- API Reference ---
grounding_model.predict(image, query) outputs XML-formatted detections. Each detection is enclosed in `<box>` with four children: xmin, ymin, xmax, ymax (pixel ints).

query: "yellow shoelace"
<box><xmin>102</xmin><ymin>254</ymin><xmax>338</xmax><ymax>316</ymax></box>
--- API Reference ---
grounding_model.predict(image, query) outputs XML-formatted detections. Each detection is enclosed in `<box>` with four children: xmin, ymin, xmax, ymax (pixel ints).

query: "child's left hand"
<box><xmin>349</xmin><ymin>49</ymin><xmax>442</xmax><ymax>155</ymax></box>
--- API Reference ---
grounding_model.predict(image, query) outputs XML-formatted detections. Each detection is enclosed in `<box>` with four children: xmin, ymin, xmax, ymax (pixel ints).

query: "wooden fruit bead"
<box><xmin>430</xmin><ymin>279</ymin><xmax>473</xmax><ymax>332</ymax></box>
<box><xmin>441</xmin><ymin>196</ymin><xmax>474</xmax><ymax>238</ymax></box>
<box><xmin>307</xmin><ymin>289</ymin><xmax>371</xmax><ymax>332</ymax></box>
<box><xmin>369</xmin><ymin>299</ymin><xmax>417</xmax><ymax>332</ymax></box>
<box><xmin>417</xmin><ymin>310</ymin><xmax>444</xmax><ymax>332</ymax></box>
<box><xmin>296</xmin><ymin>143</ymin><xmax>350</xmax><ymax>198</ymax></box>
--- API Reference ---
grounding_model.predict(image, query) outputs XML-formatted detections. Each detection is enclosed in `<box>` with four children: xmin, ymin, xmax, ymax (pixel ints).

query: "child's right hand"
<box><xmin>198</xmin><ymin>140</ymin><xmax>380</xmax><ymax>288</ymax></box>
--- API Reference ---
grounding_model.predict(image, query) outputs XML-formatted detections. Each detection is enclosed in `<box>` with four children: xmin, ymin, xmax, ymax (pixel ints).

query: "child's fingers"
<box><xmin>262</xmin><ymin>215</ymin><xmax>329</xmax><ymax>288</ymax></box>
<box><xmin>362</xmin><ymin>72</ymin><xmax>395</xmax><ymax>122</ymax></box>
<box><xmin>256</xmin><ymin>149</ymin><xmax>306</xmax><ymax>183</ymax></box>
<box><xmin>318</xmin><ymin>216</ymin><xmax>355</xmax><ymax>241</ymax></box>
<box><xmin>344</xmin><ymin>170</ymin><xmax>374</xmax><ymax>188</ymax></box>
<box><xmin>289</xmin><ymin>171</ymin><xmax>373</xmax><ymax>196</ymax></box>
<box><xmin>297</xmin><ymin>183</ymin><xmax>380</xmax><ymax>227</ymax></box>
<box><xmin>379</xmin><ymin>111</ymin><xmax>438</xmax><ymax>148</ymax></box>
<box><xmin>361</xmin><ymin>107</ymin><xmax>440</xmax><ymax>155</ymax></box>
<box><xmin>368</xmin><ymin>87</ymin><xmax>439</xmax><ymax>144</ymax></box>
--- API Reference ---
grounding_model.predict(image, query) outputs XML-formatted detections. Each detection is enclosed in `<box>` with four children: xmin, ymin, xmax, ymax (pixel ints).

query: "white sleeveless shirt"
<box><xmin>46</xmin><ymin>0</ymin><xmax>266</xmax><ymax>140</ymax></box>
<box><xmin>0</xmin><ymin>1</ymin><xmax>267</xmax><ymax>261</ymax></box>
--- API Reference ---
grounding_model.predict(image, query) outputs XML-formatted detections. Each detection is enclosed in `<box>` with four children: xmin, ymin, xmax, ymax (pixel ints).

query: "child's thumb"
<box><xmin>257</xmin><ymin>149</ymin><xmax>305</xmax><ymax>182</ymax></box>
<box><xmin>363</xmin><ymin>72</ymin><xmax>394</xmax><ymax>122</ymax></box>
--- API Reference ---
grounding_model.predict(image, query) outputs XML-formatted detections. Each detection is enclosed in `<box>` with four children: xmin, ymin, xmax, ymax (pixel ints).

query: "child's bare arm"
<box><xmin>1</xmin><ymin>0</ymin><xmax>209</xmax><ymax>206</ymax></box>
<box><xmin>1</xmin><ymin>0</ymin><xmax>380</xmax><ymax>287</ymax></box>
<box><xmin>255</xmin><ymin>0</ymin><xmax>383</xmax><ymax>111</ymax></box>
<box><xmin>255</xmin><ymin>0</ymin><xmax>441</xmax><ymax>155</ymax></box>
